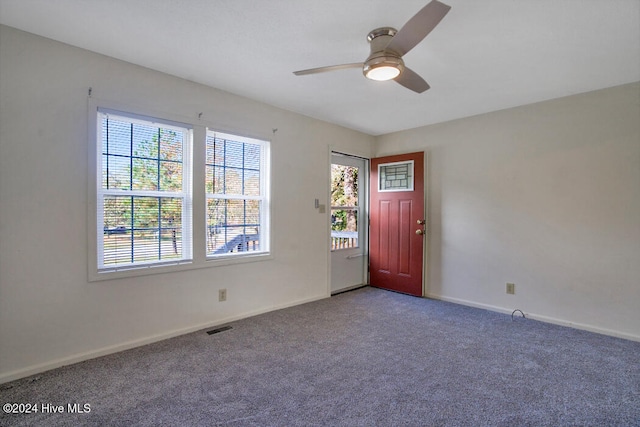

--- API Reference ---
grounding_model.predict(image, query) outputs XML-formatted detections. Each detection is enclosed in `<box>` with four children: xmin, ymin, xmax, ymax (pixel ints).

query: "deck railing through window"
<box><xmin>331</xmin><ymin>231</ymin><xmax>358</xmax><ymax>250</ymax></box>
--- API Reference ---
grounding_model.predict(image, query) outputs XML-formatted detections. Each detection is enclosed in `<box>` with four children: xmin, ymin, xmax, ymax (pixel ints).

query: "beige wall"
<box><xmin>2</xmin><ymin>23</ymin><xmax>638</xmax><ymax>383</ymax></box>
<box><xmin>376</xmin><ymin>82</ymin><xmax>640</xmax><ymax>339</ymax></box>
<box><xmin>0</xmin><ymin>25</ymin><xmax>374</xmax><ymax>382</ymax></box>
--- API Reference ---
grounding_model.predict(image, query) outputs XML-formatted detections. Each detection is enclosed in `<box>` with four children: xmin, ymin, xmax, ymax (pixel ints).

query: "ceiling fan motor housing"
<box><xmin>363</xmin><ymin>27</ymin><xmax>405</xmax><ymax>80</ymax></box>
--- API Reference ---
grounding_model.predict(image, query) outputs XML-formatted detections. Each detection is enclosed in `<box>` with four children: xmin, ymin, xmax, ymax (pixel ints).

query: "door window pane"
<box><xmin>378</xmin><ymin>161</ymin><xmax>414</xmax><ymax>192</ymax></box>
<box><xmin>331</xmin><ymin>164</ymin><xmax>359</xmax><ymax>250</ymax></box>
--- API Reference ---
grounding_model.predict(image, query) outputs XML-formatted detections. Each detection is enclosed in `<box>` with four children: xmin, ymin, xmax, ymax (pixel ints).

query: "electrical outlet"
<box><xmin>219</xmin><ymin>289</ymin><xmax>227</xmax><ymax>302</ymax></box>
<box><xmin>506</xmin><ymin>283</ymin><xmax>515</xmax><ymax>295</ymax></box>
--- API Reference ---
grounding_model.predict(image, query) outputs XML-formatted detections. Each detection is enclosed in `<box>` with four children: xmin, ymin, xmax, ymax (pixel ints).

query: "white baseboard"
<box><xmin>426</xmin><ymin>293</ymin><xmax>640</xmax><ymax>343</ymax></box>
<box><xmin>0</xmin><ymin>294</ymin><xmax>327</xmax><ymax>385</ymax></box>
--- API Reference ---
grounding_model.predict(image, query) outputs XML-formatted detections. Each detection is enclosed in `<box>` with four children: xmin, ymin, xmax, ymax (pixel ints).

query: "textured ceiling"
<box><xmin>1</xmin><ymin>0</ymin><xmax>639</xmax><ymax>135</ymax></box>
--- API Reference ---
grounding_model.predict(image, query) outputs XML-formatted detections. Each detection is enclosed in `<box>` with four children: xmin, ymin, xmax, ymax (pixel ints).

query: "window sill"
<box><xmin>89</xmin><ymin>252</ymin><xmax>273</xmax><ymax>282</ymax></box>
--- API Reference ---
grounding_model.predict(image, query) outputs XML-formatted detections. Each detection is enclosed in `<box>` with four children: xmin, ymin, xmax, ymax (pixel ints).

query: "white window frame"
<box><xmin>94</xmin><ymin>108</ymin><xmax>193</xmax><ymax>274</ymax></box>
<box><xmin>330</xmin><ymin>155</ymin><xmax>363</xmax><ymax>252</ymax></box>
<box><xmin>88</xmin><ymin>99</ymin><xmax>272</xmax><ymax>281</ymax></box>
<box><xmin>205</xmin><ymin>130</ymin><xmax>270</xmax><ymax>259</ymax></box>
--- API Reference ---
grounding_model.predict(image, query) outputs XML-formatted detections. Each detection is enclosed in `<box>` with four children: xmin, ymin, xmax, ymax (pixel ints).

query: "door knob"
<box><xmin>415</xmin><ymin>229</ymin><xmax>424</xmax><ymax>235</ymax></box>
<box><xmin>417</xmin><ymin>219</ymin><xmax>426</xmax><ymax>225</ymax></box>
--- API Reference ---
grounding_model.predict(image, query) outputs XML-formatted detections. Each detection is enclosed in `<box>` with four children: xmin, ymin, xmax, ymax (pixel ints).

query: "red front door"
<box><xmin>369</xmin><ymin>152</ymin><xmax>425</xmax><ymax>296</ymax></box>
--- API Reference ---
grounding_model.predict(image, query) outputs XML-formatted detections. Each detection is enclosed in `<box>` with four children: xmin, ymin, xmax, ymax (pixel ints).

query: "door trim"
<box><xmin>327</xmin><ymin>148</ymin><xmax>370</xmax><ymax>296</ymax></box>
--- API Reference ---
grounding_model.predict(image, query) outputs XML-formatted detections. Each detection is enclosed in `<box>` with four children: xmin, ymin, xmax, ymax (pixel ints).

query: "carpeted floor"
<box><xmin>1</xmin><ymin>286</ymin><xmax>639</xmax><ymax>426</ymax></box>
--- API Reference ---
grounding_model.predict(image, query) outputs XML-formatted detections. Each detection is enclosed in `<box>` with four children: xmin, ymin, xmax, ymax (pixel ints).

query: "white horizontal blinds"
<box><xmin>98</xmin><ymin>110</ymin><xmax>192</xmax><ymax>270</ymax></box>
<box><xmin>205</xmin><ymin>131</ymin><xmax>266</xmax><ymax>257</ymax></box>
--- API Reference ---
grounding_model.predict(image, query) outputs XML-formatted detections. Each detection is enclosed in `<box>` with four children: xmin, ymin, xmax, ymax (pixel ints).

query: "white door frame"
<box><xmin>328</xmin><ymin>150</ymin><xmax>369</xmax><ymax>294</ymax></box>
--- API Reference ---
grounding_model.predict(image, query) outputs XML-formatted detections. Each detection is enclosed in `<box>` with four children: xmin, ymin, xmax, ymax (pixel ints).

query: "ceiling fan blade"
<box><xmin>385</xmin><ymin>0</ymin><xmax>451</xmax><ymax>57</ymax></box>
<box><xmin>293</xmin><ymin>63</ymin><xmax>363</xmax><ymax>76</ymax></box>
<box><xmin>395</xmin><ymin>67</ymin><xmax>430</xmax><ymax>93</ymax></box>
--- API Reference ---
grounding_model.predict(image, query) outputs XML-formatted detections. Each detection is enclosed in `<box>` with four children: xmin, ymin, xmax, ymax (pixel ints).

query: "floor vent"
<box><xmin>207</xmin><ymin>325</ymin><xmax>232</xmax><ymax>335</ymax></box>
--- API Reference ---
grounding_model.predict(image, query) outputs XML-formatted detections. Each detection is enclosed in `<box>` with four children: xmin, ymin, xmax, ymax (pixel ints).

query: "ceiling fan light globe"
<box><xmin>363</xmin><ymin>56</ymin><xmax>404</xmax><ymax>82</ymax></box>
<box><xmin>366</xmin><ymin>65</ymin><xmax>401</xmax><ymax>81</ymax></box>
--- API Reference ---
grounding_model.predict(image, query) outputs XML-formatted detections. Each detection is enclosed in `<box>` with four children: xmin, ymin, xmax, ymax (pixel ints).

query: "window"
<box><xmin>378</xmin><ymin>160</ymin><xmax>414</xmax><ymax>192</ymax></box>
<box><xmin>91</xmin><ymin>103</ymin><xmax>271</xmax><ymax>279</ymax></box>
<box><xmin>206</xmin><ymin>131</ymin><xmax>269</xmax><ymax>257</ymax></box>
<box><xmin>97</xmin><ymin>110</ymin><xmax>192</xmax><ymax>271</ymax></box>
<box><xmin>330</xmin><ymin>163</ymin><xmax>360</xmax><ymax>250</ymax></box>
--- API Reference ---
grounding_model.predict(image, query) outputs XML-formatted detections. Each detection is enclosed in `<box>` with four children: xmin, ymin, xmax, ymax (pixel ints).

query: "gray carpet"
<box><xmin>1</xmin><ymin>286</ymin><xmax>638</xmax><ymax>426</ymax></box>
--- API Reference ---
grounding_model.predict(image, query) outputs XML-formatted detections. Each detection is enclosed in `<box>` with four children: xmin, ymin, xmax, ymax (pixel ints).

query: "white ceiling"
<box><xmin>1</xmin><ymin>0</ymin><xmax>639</xmax><ymax>135</ymax></box>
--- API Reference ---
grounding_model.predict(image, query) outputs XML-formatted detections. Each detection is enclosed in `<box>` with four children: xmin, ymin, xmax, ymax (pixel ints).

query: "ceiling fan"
<box><xmin>293</xmin><ymin>0</ymin><xmax>451</xmax><ymax>93</ymax></box>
